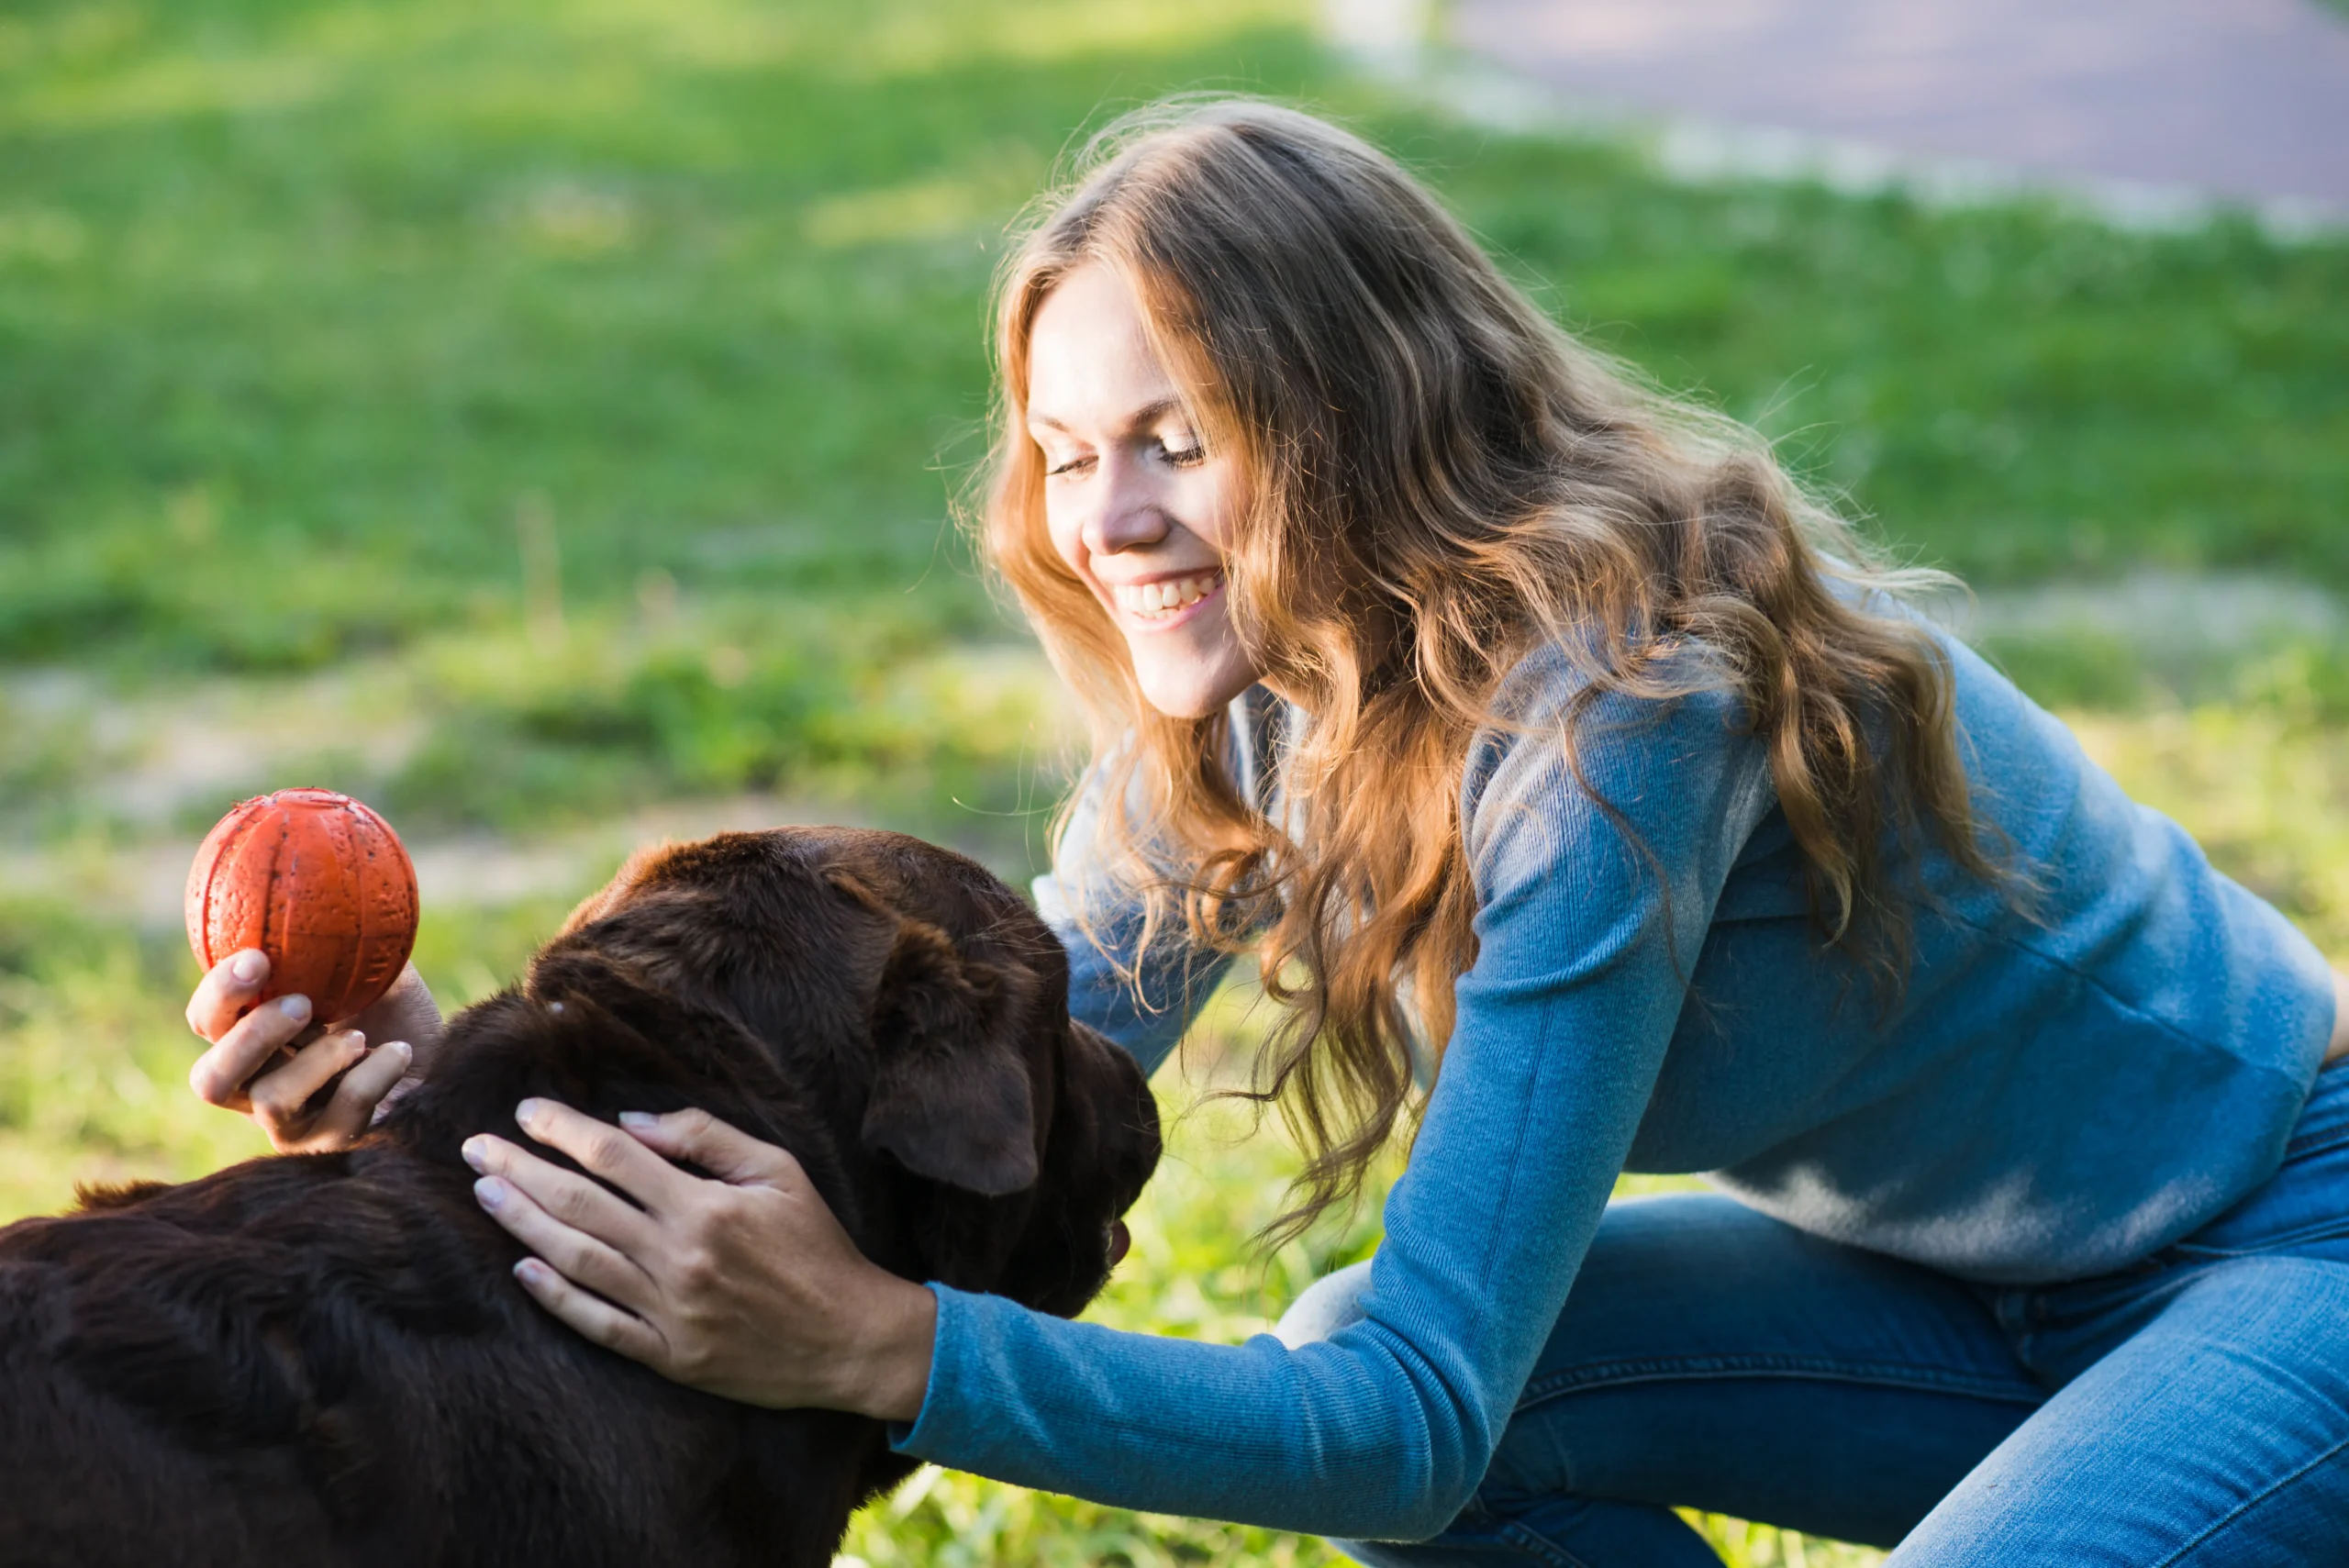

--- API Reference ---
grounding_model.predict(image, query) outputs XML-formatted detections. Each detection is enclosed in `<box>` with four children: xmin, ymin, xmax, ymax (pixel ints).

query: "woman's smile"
<box><xmin>1104</xmin><ymin>568</ymin><xmax>1225</xmax><ymax>628</ymax></box>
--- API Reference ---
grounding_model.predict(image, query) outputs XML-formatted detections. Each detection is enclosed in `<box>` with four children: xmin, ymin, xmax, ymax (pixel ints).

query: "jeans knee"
<box><xmin>1275</xmin><ymin>1259</ymin><xmax>1375</xmax><ymax>1349</ymax></box>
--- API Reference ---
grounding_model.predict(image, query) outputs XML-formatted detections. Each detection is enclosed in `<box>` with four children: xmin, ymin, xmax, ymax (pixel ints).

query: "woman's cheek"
<box><xmin>1187</xmin><ymin>462</ymin><xmax>1243</xmax><ymax>555</ymax></box>
<box><xmin>1042</xmin><ymin>500</ymin><xmax>1085</xmax><ymax>578</ymax></box>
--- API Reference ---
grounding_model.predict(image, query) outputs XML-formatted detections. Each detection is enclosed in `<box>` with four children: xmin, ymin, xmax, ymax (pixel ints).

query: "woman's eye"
<box><xmin>1047</xmin><ymin>454</ymin><xmax>1095</xmax><ymax>478</ymax></box>
<box><xmin>1160</xmin><ymin>439</ymin><xmax>1206</xmax><ymax>466</ymax></box>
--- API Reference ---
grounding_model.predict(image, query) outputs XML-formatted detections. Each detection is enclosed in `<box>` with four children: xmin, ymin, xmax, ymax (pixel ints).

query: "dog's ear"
<box><xmin>862</xmin><ymin>917</ymin><xmax>1040</xmax><ymax>1197</ymax></box>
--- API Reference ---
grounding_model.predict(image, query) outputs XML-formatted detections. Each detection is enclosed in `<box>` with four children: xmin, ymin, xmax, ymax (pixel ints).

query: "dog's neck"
<box><xmin>373</xmin><ymin>983</ymin><xmax>865</xmax><ymax>1237</ymax></box>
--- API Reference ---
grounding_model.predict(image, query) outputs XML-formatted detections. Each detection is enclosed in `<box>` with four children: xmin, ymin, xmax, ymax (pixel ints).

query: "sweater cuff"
<box><xmin>886</xmin><ymin>1281</ymin><xmax>974</xmax><ymax>1459</ymax></box>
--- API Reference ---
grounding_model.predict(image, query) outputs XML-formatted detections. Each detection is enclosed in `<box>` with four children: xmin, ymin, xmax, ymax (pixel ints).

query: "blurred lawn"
<box><xmin>6</xmin><ymin>0</ymin><xmax>2344</xmax><ymax>691</ymax></box>
<box><xmin>4</xmin><ymin>1</ymin><xmax>2348</xmax><ymax>1565</ymax></box>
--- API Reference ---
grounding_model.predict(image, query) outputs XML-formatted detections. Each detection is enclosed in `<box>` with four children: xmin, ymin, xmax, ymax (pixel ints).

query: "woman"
<box><xmin>185</xmin><ymin>101</ymin><xmax>2349</xmax><ymax>1562</ymax></box>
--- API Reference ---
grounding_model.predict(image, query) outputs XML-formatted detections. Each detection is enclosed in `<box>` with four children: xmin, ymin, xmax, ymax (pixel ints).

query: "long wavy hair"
<box><xmin>980</xmin><ymin>100</ymin><xmax>2009</xmax><ymax>1243</ymax></box>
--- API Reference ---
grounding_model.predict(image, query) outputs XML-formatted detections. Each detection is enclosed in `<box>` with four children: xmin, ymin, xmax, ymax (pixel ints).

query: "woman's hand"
<box><xmin>461</xmin><ymin>1100</ymin><xmax>938</xmax><ymax>1420</ymax></box>
<box><xmin>185</xmin><ymin>950</ymin><xmax>444</xmax><ymax>1151</ymax></box>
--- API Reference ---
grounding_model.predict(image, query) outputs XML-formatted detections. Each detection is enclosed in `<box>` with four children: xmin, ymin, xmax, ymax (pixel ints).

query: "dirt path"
<box><xmin>0</xmin><ymin>651</ymin><xmax>1059</xmax><ymax>929</ymax></box>
<box><xmin>10</xmin><ymin>571</ymin><xmax>2334</xmax><ymax>934</ymax></box>
<box><xmin>0</xmin><ymin>793</ymin><xmax>863</xmax><ymax>930</ymax></box>
<box><xmin>1441</xmin><ymin>0</ymin><xmax>2349</xmax><ymax>217</ymax></box>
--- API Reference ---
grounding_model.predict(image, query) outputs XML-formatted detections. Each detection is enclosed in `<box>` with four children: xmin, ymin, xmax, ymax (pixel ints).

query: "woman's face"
<box><xmin>1027</xmin><ymin>264</ymin><xmax>1259</xmax><ymax>720</ymax></box>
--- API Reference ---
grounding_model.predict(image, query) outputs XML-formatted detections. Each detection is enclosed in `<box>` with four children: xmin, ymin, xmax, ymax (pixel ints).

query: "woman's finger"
<box><xmin>471</xmin><ymin>1173</ymin><xmax>661</xmax><ymax>1315</ymax></box>
<box><xmin>185</xmin><ymin>949</ymin><xmax>270</xmax><ymax>1042</ymax></box>
<box><xmin>188</xmin><ymin>993</ymin><xmax>316</xmax><ymax>1109</ymax></box>
<box><xmin>619</xmin><ymin>1106</ymin><xmax>804</xmax><ymax>1192</ymax></box>
<box><xmin>512</xmin><ymin>1098</ymin><xmax>695</xmax><ymax>1214</ymax></box>
<box><xmin>510</xmin><ymin>1256</ymin><xmax>670</xmax><ymax>1367</ymax></box>
<box><xmin>462</xmin><ymin>1131</ymin><xmax>663</xmax><ymax>1257</ymax></box>
<box><xmin>249</xmin><ymin>1029</ymin><xmax>369</xmax><ymax>1138</ymax></box>
<box><xmin>306</xmin><ymin>1040</ymin><xmax>414</xmax><ymax>1147</ymax></box>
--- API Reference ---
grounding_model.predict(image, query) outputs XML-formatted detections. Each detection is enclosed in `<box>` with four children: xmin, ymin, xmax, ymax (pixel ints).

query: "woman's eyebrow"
<box><xmin>1027</xmin><ymin>397</ymin><xmax>1186</xmax><ymax>438</ymax></box>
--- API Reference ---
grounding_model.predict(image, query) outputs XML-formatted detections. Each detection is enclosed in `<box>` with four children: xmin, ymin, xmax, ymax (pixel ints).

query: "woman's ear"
<box><xmin>861</xmin><ymin>917</ymin><xmax>1040</xmax><ymax>1197</ymax></box>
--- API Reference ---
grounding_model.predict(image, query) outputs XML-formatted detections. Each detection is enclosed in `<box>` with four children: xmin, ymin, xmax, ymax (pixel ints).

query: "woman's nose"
<box><xmin>1082</xmin><ymin>461</ymin><xmax>1172</xmax><ymax>557</ymax></box>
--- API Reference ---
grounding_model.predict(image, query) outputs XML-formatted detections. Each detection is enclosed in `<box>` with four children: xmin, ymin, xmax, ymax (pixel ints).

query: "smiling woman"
<box><xmin>887</xmin><ymin>100</ymin><xmax>2349</xmax><ymax>1567</ymax></box>
<box><xmin>1027</xmin><ymin>264</ymin><xmax>1252</xmax><ymax>720</ymax></box>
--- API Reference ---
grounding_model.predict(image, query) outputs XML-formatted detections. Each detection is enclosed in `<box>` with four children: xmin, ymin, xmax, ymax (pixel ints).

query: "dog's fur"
<box><xmin>0</xmin><ymin>828</ymin><xmax>1162</xmax><ymax>1567</ymax></box>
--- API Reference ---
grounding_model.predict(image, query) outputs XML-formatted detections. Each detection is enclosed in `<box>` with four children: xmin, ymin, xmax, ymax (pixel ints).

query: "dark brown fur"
<box><xmin>0</xmin><ymin>828</ymin><xmax>1162</xmax><ymax>1567</ymax></box>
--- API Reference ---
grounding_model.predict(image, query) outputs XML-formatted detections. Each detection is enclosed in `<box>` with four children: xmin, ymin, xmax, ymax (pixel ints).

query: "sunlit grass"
<box><xmin>0</xmin><ymin>909</ymin><xmax>271</xmax><ymax>1210</ymax></box>
<box><xmin>2069</xmin><ymin>704</ymin><xmax>2349</xmax><ymax>955</ymax></box>
<box><xmin>376</xmin><ymin>604</ymin><xmax>1074</xmax><ymax>834</ymax></box>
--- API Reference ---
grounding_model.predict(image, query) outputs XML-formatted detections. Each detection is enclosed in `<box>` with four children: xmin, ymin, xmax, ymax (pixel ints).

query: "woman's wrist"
<box><xmin>839</xmin><ymin>1271</ymin><xmax>938</xmax><ymax>1423</ymax></box>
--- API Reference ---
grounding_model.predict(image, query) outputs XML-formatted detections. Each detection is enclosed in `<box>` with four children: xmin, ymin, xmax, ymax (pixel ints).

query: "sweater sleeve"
<box><xmin>897</xmin><ymin>670</ymin><xmax>1770</xmax><ymax>1540</ymax></box>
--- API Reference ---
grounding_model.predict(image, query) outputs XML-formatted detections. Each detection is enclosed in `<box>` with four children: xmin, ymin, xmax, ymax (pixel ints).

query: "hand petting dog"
<box><xmin>463</xmin><ymin>1098</ymin><xmax>937</xmax><ymax>1420</ymax></box>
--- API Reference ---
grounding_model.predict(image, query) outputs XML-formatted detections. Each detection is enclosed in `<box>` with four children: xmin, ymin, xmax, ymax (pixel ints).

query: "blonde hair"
<box><xmin>980</xmin><ymin>100</ymin><xmax>2007</xmax><ymax>1242</ymax></box>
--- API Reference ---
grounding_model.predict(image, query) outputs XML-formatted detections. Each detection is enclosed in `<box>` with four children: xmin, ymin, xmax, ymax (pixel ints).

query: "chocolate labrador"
<box><xmin>0</xmin><ymin>828</ymin><xmax>1162</xmax><ymax>1567</ymax></box>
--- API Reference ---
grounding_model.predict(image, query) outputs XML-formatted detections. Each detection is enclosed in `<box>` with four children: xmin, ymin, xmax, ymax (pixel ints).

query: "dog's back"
<box><xmin>0</xmin><ymin>1127</ymin><xmax>887</xmax><ymax>1566</ymax></box>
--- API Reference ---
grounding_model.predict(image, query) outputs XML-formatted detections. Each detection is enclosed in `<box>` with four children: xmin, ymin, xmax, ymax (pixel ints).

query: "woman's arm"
<box><xmin>891</xmin><ymin>672</ymin><xmax>1774</xmax><ymax>1539</ymax></box>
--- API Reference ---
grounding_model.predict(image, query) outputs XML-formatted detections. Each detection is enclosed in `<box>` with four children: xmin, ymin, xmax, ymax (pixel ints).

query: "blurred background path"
<box><xmin>1445</xmin><ymin>0</ymin><xmax>2349</xmax><ymax>216</ymax></box>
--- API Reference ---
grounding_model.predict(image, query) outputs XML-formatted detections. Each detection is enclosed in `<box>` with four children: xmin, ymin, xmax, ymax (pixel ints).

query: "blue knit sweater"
<box><xmin>891</xmin><ymin>627</ymin><xmax>2334</xmax><ymax>1541</ymax></box>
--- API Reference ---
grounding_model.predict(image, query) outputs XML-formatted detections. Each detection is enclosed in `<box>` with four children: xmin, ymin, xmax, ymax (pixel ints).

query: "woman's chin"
<box><xmin>1131</xmin><ymin>651</ymin><xmax>1258</xmax><ymax>720</ymax></box>
<box><xmin>1136</xmin><ymin>680</ymin><xmax>1228</xmax><ymax>720</ymax></box>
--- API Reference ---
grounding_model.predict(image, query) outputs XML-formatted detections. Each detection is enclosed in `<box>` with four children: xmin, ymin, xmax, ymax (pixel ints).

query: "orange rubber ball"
<box><xmin>184</xmin><ymin>788</ymin><xmax>420</xmax><ymax>1025</ymax></box>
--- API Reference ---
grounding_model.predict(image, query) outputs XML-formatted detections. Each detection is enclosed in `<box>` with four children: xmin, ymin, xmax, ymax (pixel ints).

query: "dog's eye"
<box><xmin>547</xmin><ymin>1001</ymin><xmax>565</xmax><ymax>1015</ymax></box>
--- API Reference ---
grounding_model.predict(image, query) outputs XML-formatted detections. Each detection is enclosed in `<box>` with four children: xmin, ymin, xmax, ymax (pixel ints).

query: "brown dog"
<box><xmin>0</xmin><ymin>828</ymin><xmax>1162</xmax><ymax>1567</ymax></box>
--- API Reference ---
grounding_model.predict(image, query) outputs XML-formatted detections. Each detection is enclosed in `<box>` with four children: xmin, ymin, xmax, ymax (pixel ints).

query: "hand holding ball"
<box><xmin>184</xmin><ymin>789</ymin><xmax>419</xmax><ymax>1025</ymax></box>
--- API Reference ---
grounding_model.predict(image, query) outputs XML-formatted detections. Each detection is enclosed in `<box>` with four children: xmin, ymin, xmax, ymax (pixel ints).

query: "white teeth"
<box><xmin>1112</xmin><ymin>572</ymin><xmax>1221</xmax><ymax>621</ymax></box>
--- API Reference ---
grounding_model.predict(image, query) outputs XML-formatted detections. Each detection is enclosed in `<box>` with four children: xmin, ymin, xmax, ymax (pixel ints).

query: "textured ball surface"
<box><xmin>184</xmin><ymin>789</ymin><xmax>420</xmax><ymax>1024</ymax></box>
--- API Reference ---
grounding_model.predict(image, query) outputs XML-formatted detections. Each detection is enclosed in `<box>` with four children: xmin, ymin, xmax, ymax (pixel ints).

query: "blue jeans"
<box><xmin>1283</xmin><ymin>1064</ymin><xmax>2349</xmax><ymax>1565</ymax></box>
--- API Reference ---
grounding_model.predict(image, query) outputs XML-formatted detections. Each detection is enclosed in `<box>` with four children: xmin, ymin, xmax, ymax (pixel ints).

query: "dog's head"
<box><xmin>395</xmin><ymin>828</ymin><xmax>1161</xmax><ymax>1318</ymax></box>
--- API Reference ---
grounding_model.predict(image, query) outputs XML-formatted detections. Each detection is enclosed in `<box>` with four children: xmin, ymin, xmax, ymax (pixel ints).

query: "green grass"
<box><xmin>4</xmin><ymin>0</ymin><xmax>2344</xmax><ymax>691</ymax></box>
<box><xmin>5</xmin><ymin>0</ymin><xmax>2348</xmax><ymax>1563</ymax></box>
<box><xmin>1</xmin><ymin>0</ymin><xmax>1334</xmax><ymax>675</ymax></box>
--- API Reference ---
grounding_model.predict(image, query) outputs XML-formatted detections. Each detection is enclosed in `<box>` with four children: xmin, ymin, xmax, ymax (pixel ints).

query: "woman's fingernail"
<box><xmin>473</xmin><ymin>1175</ymin><xmax>507</xmax><ymax>1211</ymax></box>
<box><xmin>461</xmin><ymin>1137</ymin><xmax>487</xmax><ymax>1173</ymax></box>
<box><xmin>618</xmin><ymin>1111</ymin><xmax>656</xmax><ymax>1129</ymax></box>
<box><xmin>279</xmin><ymin>995</ymin><xmax>312</xmax><ymax>1024</ymax></box>
<box><xmin>230</xmin><ymin>951</ymin><xmax>266</xmax><ymax>984</ymax></box>
<box><xmin>388</xmin><ymin>1040</ymin><xmax>414</xmax><ymax>1065</ymax></box>
<box><xmin>341</xmin><ymin>1029</ymin><xmax>368</xmax><ymax>1053</ymax></box>
<box><xmin>515</xmin><ymin>1098</ymin><xmax>542</xmax><ymax>1128</ymax></box>
<box><xmin>514</xmin><ymin>1258</ymin><xmax>547</xmax><ymax>1287</ymax></box>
